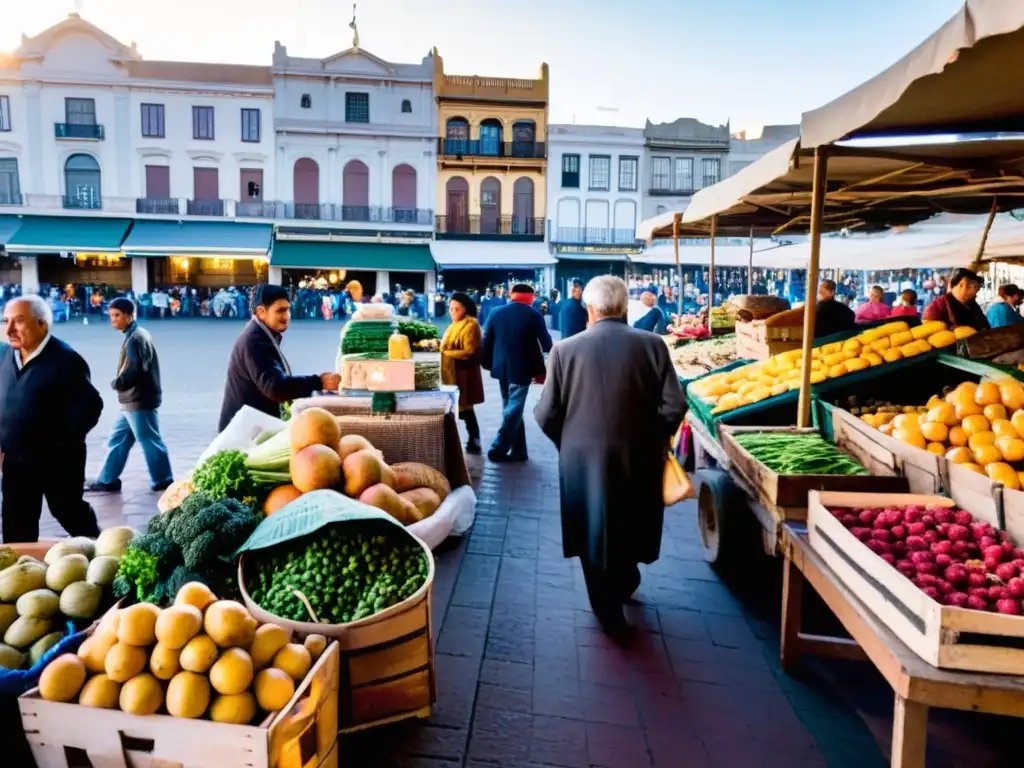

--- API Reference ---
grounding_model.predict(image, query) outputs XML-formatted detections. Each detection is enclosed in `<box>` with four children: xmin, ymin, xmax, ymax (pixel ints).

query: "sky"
<box><xmin>2</xmin><ymin>0</ymin><xmax>965</xmax><ymax>130</ymax></box>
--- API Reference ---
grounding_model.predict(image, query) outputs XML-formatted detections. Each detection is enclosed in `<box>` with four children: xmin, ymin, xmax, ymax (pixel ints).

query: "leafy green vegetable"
<box><xmin>733</xmin><ymin>432</ymin><xmax>867</xmax><ymax>476</ymax></box>
<box><xmin>193</xmin><ymin>450</ymin><xmax>259</xmax><ymax>501</ymax></box>
<box><xmin>398</xmin><ymin>321</ymin><xmax>439</xmax><ymax>343</ymax></box>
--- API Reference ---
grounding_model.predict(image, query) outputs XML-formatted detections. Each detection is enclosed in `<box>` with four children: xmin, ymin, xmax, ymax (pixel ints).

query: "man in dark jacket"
<box><xmin>87</xmin><ymin>298</ymin><xmax>173</xmax><ymax>494</ymax></box>
<box><xmin>559</xmin><ymin>281</ymin><xmax>588</xmax><ymax>339</ymax></box>
<box><xmin>481</xmin><ymin>284</ymin><xmax>553</xmax><ymax>462</ymax></box>
<box><xmin>814</xmin><ymin>279</ymin><xmax>857</xmax><ymax>339</ymax></box>
<box><xmin>219</xmin><ymin>284</ymin><xmax>340</xmax><ymax>431</ymax></box>
<box><xmin>0</xmin><ymin>296</ymin><xmax>104</xmax><ymax>542</ymax></box>
<box><xmin>535</xmin><ymin>276</ymin><xmax>684</xmax><ymax>636</ymax></box>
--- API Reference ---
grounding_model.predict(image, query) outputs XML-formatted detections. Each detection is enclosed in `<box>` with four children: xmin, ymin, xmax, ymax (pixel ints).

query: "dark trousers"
<box><xmin>1</xmin><ymin>447</ymin><xmax>99</xmax><ymax>543</ymax></box>
<box><xmin>581</xmin><ymin>558</ymin><xmax>641</xmax><ymax>624</ymax></box>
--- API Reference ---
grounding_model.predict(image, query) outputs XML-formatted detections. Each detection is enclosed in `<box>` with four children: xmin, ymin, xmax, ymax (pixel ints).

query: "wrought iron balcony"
<box><xmin>280</xmin><ymin>203</ymin><xmax>434</xmax><ymax>224</ymax></box>
<box><xmin>0</xmin><ymin>192</ymin><xmax>23</xmax><ymax>206</ymax></box>
<box><xmin>187</xmin><ymin>199</ymin><xmax>225</xmax><ymax>217</ymax></box>
<box><xmin>648</xmin><ymin>185</ymin><xmax>695</xmax><ymax>196</ymax></box>
<box><xmin>552</xmin><ymin>227</ymin><xmax>638</xmax><ymax>246</ymax></box>
<box><xmin>437</xmin><ymin>138</ymin><xmax>547</xmax><ymax>160</ymax></box>
<box><xmin>63</xmin><ymin>194</ymin><xmax>102</xmax><ymax>210</ymax></box>
<box><xmin>235</xmin><ymin>201</ymin><xmax>280</xmax><ymax>219</ymax></box>
<box><xmin>287</xmin><ymin>202</ymin><xmax>328</xmax><ymax>221</ymax></box>
<box><xmin>435</xmin><ymin>214</ymin><xmax>545</xmax><ymax>239</ymax></box>
<box><xmin>136</xmin><ymin>198</ymin><xmax>180</xmax><ymax>215</ymax></box>
<box><xmin>55</xmin><ymin>123</ymin><xmax>105</xmax><ymax>140</ymax></box>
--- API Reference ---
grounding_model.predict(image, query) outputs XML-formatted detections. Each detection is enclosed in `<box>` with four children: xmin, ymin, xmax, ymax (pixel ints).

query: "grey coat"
<box><xmin>534</xmin><ymin>319</ymin><xmax>685</xmax><ymax>568</ymax></box>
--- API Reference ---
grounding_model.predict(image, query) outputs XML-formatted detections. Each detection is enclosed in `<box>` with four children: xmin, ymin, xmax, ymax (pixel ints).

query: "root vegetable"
<box><xmin>967</xmin><ymin>595</ymin><xmax>989</xmax><ymax>611</ymax></box>
<box><xmin>935</xmin><ymin>554</ymin><xmax>953</xmax><ymax>567</ymax></box>
<box><xmin>905</xmin><ymin>535</ymin><xmax>927</xmax><ymax>551</ymax></box>
<box><xmin>891</xmin><ymin>525</ymin><xmax>907</xmax><ymax>540</ymax></box>
<box><xmin>907</xmin><ymin>522</ymin><xmax>926</xmax><ymax>536</ymax></box>
<box><xmin>954</xmin><ymin>510</ymin><xmax>973</xmax><ymax>526</ymax></box>
<box><xmin>947</xmin><ymin>524</ymin><xmax>970</xmax><ymax>542</ymax></box>
<box><xmin>995</xmin><ymin>563</ymin><xmax>1019</xmax><ymax>582</ymax></box>
<box><xmin>1009</xmin><ymin>578</ymin><xmax>1024</xmax><ymax>598</ymax></box>
<box><xmin>945</xmin><ymin>565</ymin><xmax>968</xmax><ymax>585</ymax></box>
<box><xmin>996</xmin><ymin>598</ymin><xmax>1022</xmax><ymax>615</ymax></box>
<box><xmin>946</xmin><ymin>592</ymin><xmax>969</xmax><ymax>607</ymax></box>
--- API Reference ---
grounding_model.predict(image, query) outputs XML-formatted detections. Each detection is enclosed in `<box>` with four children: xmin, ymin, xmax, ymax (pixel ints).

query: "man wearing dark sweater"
<box><xmin>0</xmin><ymin>296</ymin><xmax>103</xmax><ymax>542</ymax></box>
<box><xmin>218</xmin><ymin>284</ymin><xmax>341</xmax><ymax>431</ymax></box>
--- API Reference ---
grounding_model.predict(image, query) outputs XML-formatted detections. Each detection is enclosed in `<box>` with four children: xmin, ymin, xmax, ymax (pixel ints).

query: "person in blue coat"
<box><xmin>987</xmin><ymin>284</ymin><xmax>1024</xmax><ymax>328</ymax></box>
<box><xmin>633</xmin><ymin>290</ymin><xmax>669</xmax><ymax>334</ymax></box>
<box><xmin>559</xmin><ymin>281</ymin><xmax>588</xmax><ymax>339</ymax></box>
<box><xmin>481</xmin><ymin>284</ymin><xmax>553</xmax><ymax>463</ymax></box>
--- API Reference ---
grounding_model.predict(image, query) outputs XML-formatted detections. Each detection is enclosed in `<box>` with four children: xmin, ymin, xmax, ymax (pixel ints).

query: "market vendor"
<box><xmin>986</xmin><ymin>284</ymin><xmax>1024</xmax><ymax>328</ymax></box>
<box><xmin>922</xmin><ymin>268</ymin><xmax>990</xmax><ymax>330</ymax></box>
<box><xmin>854</xmin><ymin>285</ymin><xmax>892</xmax><ymax>323</ymax></box>
<box><xmin>814</xmin><ymin>279</ymin><xmax>856</xmax><ymax>338</ymax></box>
<box><xmin>633</xmin><ymin>289</ymin><xmax>669</xmax><ymax>334</ymax></box>
<box><xmin>218</xmin><ymin>284</ymin><xmax>341</xmax><ymax>431</ymax></box>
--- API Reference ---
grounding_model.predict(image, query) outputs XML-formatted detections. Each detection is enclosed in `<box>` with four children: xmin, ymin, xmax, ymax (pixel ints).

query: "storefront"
<box><xmin>3</xmin><ymin>216</ymin><xmax>133</xmax><ymax>295</ymax></box>
<box><xmin>120</xmin><ymin>220</ymin><xmax>274</xmax><ymax>293</ymax></box>
<box><xmin>0</xmin><ymin>215</ymin><xmax>22</xmax><ymax>287</ymax></box>
<box><xmin>269</xmin><ymin>238</ymin><xmax>436</xmax><ymax>300</ymax></box>
<box><xmin>429</xmin><ymin>241</ymin><xmax>556</xmax><ymax>294</ymax></box>
<box><xmin>553</xmin><ymin>245</ymin><xmax>634</xmax><ymax>297</ymax></box>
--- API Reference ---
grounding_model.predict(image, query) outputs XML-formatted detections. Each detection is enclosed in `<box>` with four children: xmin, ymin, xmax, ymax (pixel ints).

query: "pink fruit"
<box><xmin>910</xmin><ymin>551</ymin><xmax>934</xmax><ymax>564</ymax></box>
<box><xmin>985</xmin><ymin>556</ymin><xmax>1002</xmax><ymax>572</ymax></box>
<box><xmin>954</xmin><ymin>510</ymin><xmax>973</xmax><ymax>526</ymax></box>
<box><xmin>931</xmin><ymin>540</ymin><xmax>954</xmax><ymax>555</ymax></box>
<box><xmin>904</xmin><ymin>506</ymin><xmax>923</xmax><ymax>523</ymax></box>
<box><xmin>967</xmin><ymin>595</ymin><xmax>989</xmax><ymax>611</ymax></box>
<box><xmin>922</xmin><ymin>586</ymin><xmax>941</xmax><ymax>601</ymax></box>
<box><xmin>872</xmin><ymin>517</ymin><xmax>889</xmax><ymax>530</ymax></box>
<box><xmin>915</xmin><ymin>561</ymin><xmax>938</xmax><ymax>576</ymax></box>
<box><xmin>979</xmin><ymin>535</ymin><xmax>997</xmax><ymax>550</ymax></box>
<box><xmin>1000</xmin><ymin>530</ymin><xmax>1014</xmax><ymax>543</ymax></box>
<box><xmin>953</xmin><ymin>540</ymin><xmax>972</xmax><ymax>556</ymax></box>
<box><xmin>1008</xmin><ymin>578</ymin><xmax>1024</xmax><ymax>598</ymax></box>
<box><xmin>967</xmin><ymin>562</ymin><xmax>987</xmax><ymax>574</ymax></box>
<box><xmin>934</xmin><ymin>509</ymin><xmax>954</xmax><ymax>524</ymax></box>
<box><xmin>971</xmin><ymin>522</ymin><xmax>993</xmax><ymax>539</ymax></box>
<box><xmin>880</xmin><ymin>553</ymin><xmax>897</xmax><ymax>566</ymax></box>
<box><xmin>984</xmin><ymin>545</ymin><xmax>1005</xmax><ymax>562</ymax></box>
<box><xmin>1014</xmin><ymin>549</ymin><xmax>1024</xmax><ymax>561</ymax></box>
<box><xmin>852</xmin><ymin>528</ymin><xmax>872</xmax><ymax>543</ymax></box>
<box><xmin>947</xmin><ymin>524</ymin><xmax>970</xmax><ymax>542</ymax></box>
<box><xmin>989</xmin><ymin>585</ymin><xmax>1010</xmax><ymax>601</ymax></box>
<box><xmin>891</xmin><ymin>525</ymin><xmax>907</xmax><ymax>540</ymax></box>
<box><xmin>896</xmin><ymin>560</ymin><xmax>916</xmax><ymax>577</ymax></box>
<box><xmin>914</xmin><ymin>573</ymin><xmax>938</xmax><ymax>587</ymax></box>
<box><xmin>968</xmin><ymin>572</ymin><xmax>988</xmax><ymax>588</ymax></box>
<box><xmin>923</xmin><ymin>530</ymin><xmax>940</xmax><ymax>544</ymax></box>
<box><xmin>892</xmin><ymin>542</ymin><xmax>909</xmax><ymax>557</ymax></box>
<box><xmin>858</xmin><ymin>509</ymin><xmax>877</xmax><ymax>524</ymax></box>
<box><xmin>841</xmin><ymin>514</ymin><xmax>859</xmax><ymax>526</ymax></box>
<box><xmin>866</xmin><ymin>539</ymin><xmax>892</xmax><ymax>555</ymax></box>
<box><xmin>905</xmin><ymin>535</ymin><xmax>927</xmax><ymax>551</ymax></box>
<box><xmin>936</xmin><ymin>579</ymin><xmax>954</xmax><ymax>595</ymax></box>
<box><xmin>946</xmin><ymin>592</ymin><xmax>969</xmax><ymax>607</ymax></box>
<box><xmin>995</xmin><ymin>563</ymin><xmax>1018</xmax><ymax>582</ymax></box>
<box><xmin>935</xmin><ymin>553</ymin><xmax>953</xmax><ymax>567</ymax></box>
<box><xmin>1003</xmin><ymin>541</ymin><xmax>1016</xmax><ymax>556</ymax></box>
<box><xmin>920</xmin><ymin>514</ymin><xmax>936</xmax><ymax>528</ymax></box>
<box><xmin>1013</xmin><ymin>558</ymin><xmax>1024</xmax><ymax>570</ymax></box>
<box><xmin>997</xmin><ymin>599</ymin><xmax>1022</xmax><ymax>615</ymax></box>
<box><xmin>945</xmin><ymin>565</ymin><xmax>969</xmax><ymax>585</ymax></box>
<box><xmin>969</xmin><ymin>586</ymin><xmax>991</xmax><ymax>599</ymax></box>
<box><xmin>871</xmin><ymin>529</ymin><xmax>892</xmax><ymax>543</ymax></box>
<box><xmin>907</xmin><ymin>522</ymin><xmax>926</xmax><ymax>537</ymax></box>
<box><xmin>884</xmin><ymin>509</ymin><xmax>905</xmax><ymax>525</ymax></box>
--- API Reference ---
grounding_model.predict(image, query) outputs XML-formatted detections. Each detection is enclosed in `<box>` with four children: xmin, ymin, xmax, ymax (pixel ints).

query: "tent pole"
<box><xmin>708</xmin><ymin>216</ymin><xmax>717</xmax><ymax>332</ymax></box>
<box><xmin>747</xmin><ymin>227</ymin><xmax>754</xmax><ymax>294</ymax></box>
<box><xmin>970</xmin><ymin>198</ymin><xmax>998</xmax><ymax>272</ymax></box>
<box><xmin>797</xmin><ymin>147</ymin><xmax>829</xmax><ymax>430</ymax></box>
<box><xmin>673</xmin><ymin>213</ymin><xmax>682</xmax><ymax>318</ymax></box>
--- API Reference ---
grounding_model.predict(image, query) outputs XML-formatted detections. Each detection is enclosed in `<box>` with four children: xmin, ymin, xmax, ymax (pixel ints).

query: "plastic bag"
<box><xmin>196</xmin><ymin>406</ymin><xmax>286</xmax><ymax>468</ymax></box>
<box><xmin>0</xmin><ymin>620</ymin><xmax>87</xmax><ymax>696</ymax></box>
<box><xmin>408</xmin><ymin>485</ymin><xmax>477</xmax><ymax>549</ymax></box>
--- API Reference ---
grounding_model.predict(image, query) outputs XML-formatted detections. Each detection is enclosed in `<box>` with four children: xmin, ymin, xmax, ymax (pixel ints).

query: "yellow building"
<box><xmin>433</xmin><ymin>50</ymin><xmax>548</xmax><ymax>246</ymax></box>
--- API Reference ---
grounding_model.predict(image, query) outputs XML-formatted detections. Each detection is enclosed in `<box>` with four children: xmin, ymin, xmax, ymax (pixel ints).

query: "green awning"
<box><xmin>4</xmin><ymin>216</ymin><xmax>132</xmax><ymax>254</ymax></box>
<box><xmin>123</xmin><ymin>220</ymin><xmax>272</xmax><ymax>256</ymax></box>
<box><xmin>0</xmin><ymin>215</ymin><xmax>21</xmax><ymax>246</ymax></box>
<box><xmin>271</xmin><ymin>240</ymin><xmax>434</xmax><ymax>271</ymax></box>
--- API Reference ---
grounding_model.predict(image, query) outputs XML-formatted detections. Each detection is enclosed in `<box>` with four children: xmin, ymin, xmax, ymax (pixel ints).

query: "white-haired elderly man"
<box><xmin>535</xmin><ymin>275</ymin><xmax>684</xmax><ymax>637</ymax></box>
<box><xmin>0</xmin><ymin>295</ymin><xmax>103</xmax><ymax>542</ymax></box>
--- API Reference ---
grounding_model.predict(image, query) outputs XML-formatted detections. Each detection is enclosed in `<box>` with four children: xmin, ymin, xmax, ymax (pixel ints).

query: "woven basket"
<box><xmin>336</xmin><ymin>413</ymin><xmax>447</xmax><ymax>473</ymax></box>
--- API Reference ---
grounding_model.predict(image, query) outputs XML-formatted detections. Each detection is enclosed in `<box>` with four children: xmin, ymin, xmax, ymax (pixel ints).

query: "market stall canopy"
<box><xmin>632</xmin><ymin>241</ymin><xmax>803</xmax><ymax>269</ymax></box>
<box><xmin>637</xmin><ymin>138</ymin><xmax>1024</xmax><ymax>241</ymax></box>
<box><xmin>801</xmin><ymin>0</ymin><xmax>1024</xmax><ymax>147</ymax></box>
<box><xmin>4</xmin><ymin>216</ymin><xmax>132</xmax><ymax>254</ymax></box>
<box><xmin>272</xmin><ymin>240</ymin><xmax>435</xmax><ymax>271</ymax></box>
<box><xmin>0</xmin><ymin>215</ymin><xmax>21</xmax><ymax>246</ymax></box>
<box><xmin>122</xmin><ymin>221</ymin><xmax>273</xmax><ymax>256</ymax></box>
<box><xmin>429</xmin><ymin>240</ymin><xmax>556</xmax><ymax>269</ymax></box>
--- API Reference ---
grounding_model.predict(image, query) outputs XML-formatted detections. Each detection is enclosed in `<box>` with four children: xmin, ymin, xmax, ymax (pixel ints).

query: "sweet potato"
<box><xmin>399</xmin><ymin>488</ymin><xmax>442</xmax><ymax>521</ymax></box>
<box><xmin>391</xmin><ymin>462</ymin><xmax>451</xmax><ymax>501</ymax></box>
<box><xmin>359</xmin><ymin>484</ymin><xmax>416</xmax><ymax>524</ymax></box>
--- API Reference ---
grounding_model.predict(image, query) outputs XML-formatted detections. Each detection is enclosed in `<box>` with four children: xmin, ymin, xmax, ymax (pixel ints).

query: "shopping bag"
<box><xmin>663</xmin><ymin>428</ymin><xmax>695</xmax><ymax>506</ymax></box>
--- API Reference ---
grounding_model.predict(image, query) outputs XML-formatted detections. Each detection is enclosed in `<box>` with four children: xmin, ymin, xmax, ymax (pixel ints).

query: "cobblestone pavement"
<box><xmin>19</xmin><ymin>319</ymin><xmax>1017</xmax><ymax>767</ymax></box>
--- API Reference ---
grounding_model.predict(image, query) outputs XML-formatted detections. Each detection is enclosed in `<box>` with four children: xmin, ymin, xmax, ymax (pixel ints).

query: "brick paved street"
<box><xmin>16</xmin><ymin>319</ymin><xmax>1020</xmax><ymax>767</ymax></box>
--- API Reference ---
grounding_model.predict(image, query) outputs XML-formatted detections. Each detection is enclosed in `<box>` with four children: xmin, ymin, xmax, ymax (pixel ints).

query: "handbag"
<box><xmin>663</xmin><ymin>428</ymin><xmax>695</xmax><ymax>506</ymax></box>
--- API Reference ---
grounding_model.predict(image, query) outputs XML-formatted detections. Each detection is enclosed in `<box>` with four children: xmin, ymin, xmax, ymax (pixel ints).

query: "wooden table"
<box><xmin>780</xmin><ymin>523</ymin><xmax>1024</xmax><ymax>768</ymax></box>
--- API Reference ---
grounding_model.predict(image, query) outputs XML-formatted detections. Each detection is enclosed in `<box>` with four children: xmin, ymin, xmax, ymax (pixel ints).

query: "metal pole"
<box><xmin>797</xmin><ymin>147</ymin><xmax>829</xmax><ymax>429</ymax></box>
<box><xmin>708</xmin><ymin>216</ymin><xmax>717</xmax><ymax>333</ymax></box>
<box><xmin>747</xmin><ymin>226</ymin><xmax>754</xmax><ymax>294</ymax></box>
<box><xmin>673</xmin><ymin>213</ymin><xmax>682</xmax><ymax>318</ymax></box>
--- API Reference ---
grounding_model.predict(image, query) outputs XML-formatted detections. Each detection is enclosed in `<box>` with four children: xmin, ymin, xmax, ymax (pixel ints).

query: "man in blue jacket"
<box><xmin>481</xmin><ymin>284</ymin><xmax>553</xmax><ymax>462</ymax></box>
<box><xmin>633</xmin><ymin>289</ymin><xmax>669</xmax><ymax>334</ymax></box>
<box><xmin>559</xmin><ymin>281</ymin><xmax>588</xmax><ymax>339</ymax></box>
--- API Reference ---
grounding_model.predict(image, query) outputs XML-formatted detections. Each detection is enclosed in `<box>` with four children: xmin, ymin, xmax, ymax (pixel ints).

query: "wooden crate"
<box><xmin>719</xmin><ymin>426</ymin><xmax>908</xmax><ymax>510</ymax></box>
<box><xmin>19</xmin><ymin>641</ymin><xmax>340</xmax><ymax>768</ymax></box>
<box><xmin>734</xmin><ymin>320</ymin><xmax>802</xmax><ymax>361</ymax></box>
<box><xmin>240</xmin><ymin>537</ymin><xmax>436</xmax><ymax>733</ymax></box>
<box><xmin>807</xmin><ymin>490</ymin><xmax>1024</xmax><ymax>675</ymax></box>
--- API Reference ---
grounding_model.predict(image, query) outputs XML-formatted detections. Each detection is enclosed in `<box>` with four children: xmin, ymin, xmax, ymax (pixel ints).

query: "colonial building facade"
<box><xmin>641</xmin><ymin>117</ymin><xmax>730</xmax><ymax>221</ymax></box>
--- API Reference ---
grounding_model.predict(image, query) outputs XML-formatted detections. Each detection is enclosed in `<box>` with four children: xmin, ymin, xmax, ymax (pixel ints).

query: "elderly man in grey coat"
<box><xmin>535</xmin><ymin>275</ymin><xmax>685</xmax><ymax>636</ymax></box>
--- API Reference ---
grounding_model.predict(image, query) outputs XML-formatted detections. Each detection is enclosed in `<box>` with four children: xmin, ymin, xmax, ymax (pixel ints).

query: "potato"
<box><xmin>391</xmin><ymin>462</ymin><xmax>450</xmax><ymax>501</ymax></box>
<box><xmin>398</xmin><ymin>488</ymin><xmax>441</xmax><ymax>521</ymax></box>
<box><xmin>359</xmin><ymin>484</ymin><xmax>417</xmax><ymax>524</ymax></box>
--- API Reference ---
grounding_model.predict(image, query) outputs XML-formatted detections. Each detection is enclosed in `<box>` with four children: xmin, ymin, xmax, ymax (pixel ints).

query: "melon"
<box><xmin>46</xmin><ymin>553</ymin><xmax>89</xmax><ymax>592</ymax></box>
<box><xmin>4</xmin><ymin>616</ymin><xmax>53</xmax><ymax>649</ymax></box>
<box><xmin>289</xmin><ymin>407</ymin><xmax>341</xmax><ymax>453</ymax></box>
<box><xmin>154</xmin><ymin>604</ymin><xmax>203</xmax><ymax>650</ymax></box>
<box><xmin>303</xmin><ymin>634</ymin><xmax>327</xmax><ymax>661</ymax></box>
<box><xmin>0</xmin><ymin>561</ymin><xmax>47</xmax><ymax>601</ymax></box>
<box><xmin>209</xmin><ymin>647</ymin><xmax>254</xmax><ymax>695</ymax></box>
<box><xmin>290</xmin><ymin>444</ymin><xmax>342</xmax><ymax>493</ymax></box>
<box><xmin>0</xmin><ymin>604</ymin><xmax>17</xmax><ymax>637</ymax></box>
<box><xmin>59</xmin><ymin>581</ymin><xmax>102</xmax><ymax>620</ymax></box>
<box><xmin>253</xmin><ymin>667</ymin><xmax>295</xmax><ymax>711</ymax></box>
<box><xmin>179</xmin><ymin>634</ymin><xmax>219</xmax><ymax>673</ymax></box>
<box><xmin>29</xmin><ymin>631</ymin><xmax>65</xmax><ymax>665</ymax></box>
<box><xmin>44</xmin><ymin>541</ymin><xmax>92</xmax><ymax>566</ymax></box>
<box><xmin>271</xmin><ymin>643</ymin><xmax>311</xmax><ymax>682</ymax></box>
<box><xmin>86</xmin><ymin>556</ymin><xmax>121</xmax><ymax>587</ymax></box>
<box><xmin>175</xmin><ymin>582</ymin><xmax>217</xmax><ymax>612</ymax></box>
<box><xmin>0</xmin><ymin>643</ymin><xmax>25</xmax><ymax>670</ymax></box>
<box><xmin>203</xmin><ymin>601</ymin><xmax>257</xmax><ymax>648</ymax></box>
<box><xmin>16</xmin><ymin>589</ymin><xmax>60</xmax><ymax>619</ymax></box>
<box><xmin>94</xmin><ymin>526</ymin><xmax>139</xmax><ymax>558</ymax></box>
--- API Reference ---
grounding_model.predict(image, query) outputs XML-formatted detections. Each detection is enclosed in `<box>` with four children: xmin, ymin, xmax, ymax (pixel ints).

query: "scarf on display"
<box><xmin>509</xmin><ymin>291</ymin><xmax>535</xmax><ymax>307</ymax></box>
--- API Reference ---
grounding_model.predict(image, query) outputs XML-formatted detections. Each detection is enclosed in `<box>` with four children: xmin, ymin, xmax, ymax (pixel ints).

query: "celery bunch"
<box><xmin>245</xmin><ymin>426</ymin><xmax>292</xmax><ymax>472</ymax></box>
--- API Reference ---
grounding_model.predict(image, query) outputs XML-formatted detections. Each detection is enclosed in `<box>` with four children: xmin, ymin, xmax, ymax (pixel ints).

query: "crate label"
<box><xmin>235</xmin><ymin>489</ymin><xmax>405</xmax><ymax>555</ymax></box>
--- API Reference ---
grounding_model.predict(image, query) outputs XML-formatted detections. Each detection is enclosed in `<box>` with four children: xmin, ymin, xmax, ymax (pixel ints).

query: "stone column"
<box><xmin>269</xmin><ymin>266</ymin><xmax>283</xmax><ymax>285</ymax></box>
<box><xmin>375</xmin><ymin>270</ymin><xmax>390</xmax><ymax>297</ymax></box>
<box><xmin>20</xmin><ymin>256</ymin><xmax>40</xmax><ymax>294</ymax></box>
<box><xmin>23</xmin><ymin>84</ymin><xmax>44</xmax><ymax>194</ymax></box>
<box><xmin>131</xmin><ymin>258</ymin><xmax>149</xmax><ymax>295</ymax></box>
<box><xmin>113</xmin><ymin>88</ymin><xmax>132</xmax><ymax>197</ymax></box>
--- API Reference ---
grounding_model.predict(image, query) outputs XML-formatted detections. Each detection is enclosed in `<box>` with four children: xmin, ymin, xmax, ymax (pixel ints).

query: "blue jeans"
<box><xmin>97</xmin><ymin>410</ymin><xmax>174</xmax><ymax>488</ymax></box>
<box><xmin>490</xmin><ymin>380</ymin><xmax>530</xmax><ymax>458</ymax></box>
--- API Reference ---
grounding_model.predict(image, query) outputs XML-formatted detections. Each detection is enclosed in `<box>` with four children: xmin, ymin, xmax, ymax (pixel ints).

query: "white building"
<box><xmin>546</xmin><ymin>124</ymin><xmax>644</xmax><ymax>292</ymax></box>
<box><xmin>268</xmin><ymin>37</ymin><xmax>437</xmax><ymax>294</ymax></box>
<box><xmin>641</xmin><ymin>118</ymin><xmax>730</xmax><ymax>221</ymax></box>
<box><xmin>0</xmin><ymin>13</ymin><xmax>276</xmax><ymax>294</ymax></box>
<box><xmin>728</xmin><ymin>124</ymin><xmax>799</xmax><ymax>177</ymax></box>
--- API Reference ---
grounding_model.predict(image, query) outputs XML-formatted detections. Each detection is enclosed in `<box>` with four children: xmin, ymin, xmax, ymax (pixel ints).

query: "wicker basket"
<box><xmin>336</xmin><ymin>414</ymin><xmax>447</xmax><ymax>474</ymax></box>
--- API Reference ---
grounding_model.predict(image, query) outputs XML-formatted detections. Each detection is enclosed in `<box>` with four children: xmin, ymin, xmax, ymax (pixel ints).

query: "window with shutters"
<box><xmin>141</xmin><ymin>104</ymin><xmax>165</xmax><ymax>138</ymax></box>
<box><xmin>345</xmin><ymin>92</ymin><xmax>369</xmax><ymax>123</ymax></box>
<box><xmin>561</xmin><ymin>154</ymin><xmax>579</xmax><ymax>188</ymax></box>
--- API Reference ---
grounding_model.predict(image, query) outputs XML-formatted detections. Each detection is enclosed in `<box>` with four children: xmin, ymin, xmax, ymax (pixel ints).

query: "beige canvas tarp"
<box><xmin>801</xmin><ymin>0</ymin><xmax>1024</xmax><ymax>148</ymax></box>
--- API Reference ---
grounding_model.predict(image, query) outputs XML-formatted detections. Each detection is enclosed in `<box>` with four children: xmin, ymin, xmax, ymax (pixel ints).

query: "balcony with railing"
<box><xmin>63</xmin><ymin>194</ymin><xmax>102</xmax><ymax>210</ymax></box>
<box><xmin>187</xmin><ymin>199</ymin><xmax>225</xmax><ymax>217</ymax></box>
<box><xmin>0</xmin><ymin>192</ymin><xmax>23</xmax><ymax>206</ymax></box>
<box><xmin>136</xmin><ymin>198</ymin><xmax>181</xmax><ymax>215</ymax></box>
<box><xmin>648</xmin><ymin>183</ymin><xmax>694</xmax><ymax>196</ymax></box>
<box><xmin>551</xmin><ymin>226</ymin><xmax>638</xmax><ymax>246</ymax></box>
<box><xmin>55</xmin><ymin>123</ymin><xmax>105</xmax><ymax>140</ymax></box>
<box><xmin>278</xmin><ymin>203</ymin><xmax>434</xmax><ymax>225</ymax></box>
<box><xmin>437</xmin><ymin>138</ymin><xmax>547</xmax><ymax>160</ymax></box>
<box><xmin>435</xmin><ymin>214</ymin><xmax>545</xmax><ymax>240</ymax></box>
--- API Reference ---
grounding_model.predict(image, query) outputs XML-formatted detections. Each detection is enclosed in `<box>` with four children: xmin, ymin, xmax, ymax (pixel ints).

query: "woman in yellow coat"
<box><xmin>441</xmin><ymin>292</ymin><xmax>485</xmax><ymax>454</ymax></box>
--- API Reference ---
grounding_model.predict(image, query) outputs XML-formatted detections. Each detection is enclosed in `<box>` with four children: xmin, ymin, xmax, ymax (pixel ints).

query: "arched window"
<box><xmin>445</xmin><ymin>177</ymin><xmax>469</xmax><ymax>234</ymax></box>
<box><xmin>342</xmin><ymin>160</ymin><xmax>370</xmax><ymax>221</ymax></box>
<box><xmin>512</xmin><ymin>177</ymin><xmax>535</xmax><ymax>235</ymax></box>
<box><xmin>64</xmin><ymin>153</ymin><xmax>101</xmax><ymax>209</ymax></box>
<box><xmin>444</xmin><ymin>118</ymin><xmax>469</xmax><ymax>154</ymax></box>
<box><xmin>479</xmin><ymin>118</ymin><xmax>503</xmax><ymax>157</ymax></box>
<box><xmin>480</xmin><ymin>176</ymin><xmax>502</xmax><ymax>235</ymax></box>
<box><xmin>293</xmin><ymin>158</ymin><xmax>320</xmax><ymax>219</ymax></box>
<box><xmin>391</xmin><ymin>164</ymin><xmax>418</xmax><ymax>223</ymax></box>
<box><xmin>401</xmin><ymin>99</ymin><xmax>412</xmax><ymax>113</ymax></box>
<box><xmin>511</xmin><ymin>120</ymin><xmax>536</xmax><ymax>158</ymax></box>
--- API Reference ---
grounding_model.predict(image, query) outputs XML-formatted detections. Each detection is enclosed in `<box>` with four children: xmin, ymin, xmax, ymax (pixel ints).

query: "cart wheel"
<box><xmin>693</xmin><ymin>468</ymin><xmax>751</xmax><ymax>570</ymax></box>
